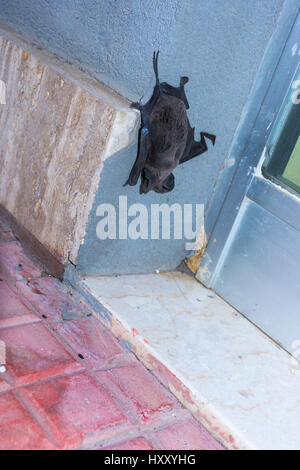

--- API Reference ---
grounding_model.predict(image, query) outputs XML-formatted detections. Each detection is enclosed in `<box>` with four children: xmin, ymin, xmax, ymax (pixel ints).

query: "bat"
<box><xmin>124</xmin><ymin>51</ymin><xmax>216</xmax><ymax>194</ymax></box>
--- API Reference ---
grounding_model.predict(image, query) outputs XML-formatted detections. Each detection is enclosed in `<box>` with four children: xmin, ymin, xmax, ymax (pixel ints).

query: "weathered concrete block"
<box><xmin>0</xmin><ymin>34</ymin><xmax>138</xmax><ymax>270</ymax></box>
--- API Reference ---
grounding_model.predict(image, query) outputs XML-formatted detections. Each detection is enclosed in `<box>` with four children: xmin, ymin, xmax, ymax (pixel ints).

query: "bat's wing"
<box><xmin>126</xmin><ymin>52</ymin><xmax>162</xmax><ymax>188</ymax></box>
<box><xmin>124</xmin><ymin>127</ymin><xmax>150</xmax><ymax>186</ymax></box>
<box><xmin>180</xmin><ymin>131</ymin><xmax>216</xmax><ymax>164</ymax></box>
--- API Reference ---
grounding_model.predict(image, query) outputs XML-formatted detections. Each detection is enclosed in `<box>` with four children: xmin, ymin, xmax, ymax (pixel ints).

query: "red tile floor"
<box><xmin>0</xmin><ymin>216</ymin><xmax>224</xmax><ymax>450</ymax></box>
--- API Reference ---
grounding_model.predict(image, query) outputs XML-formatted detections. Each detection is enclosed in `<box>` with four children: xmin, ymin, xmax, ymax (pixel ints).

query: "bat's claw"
<box><xmin>202</xmin><ymin>132</ymin><xmax>216</xmax><ymax>146</ymax></box>
<box><xmin>210</xmin><ymin>134</ymin><xmax>216</xmax><ymax>146</ymax></box>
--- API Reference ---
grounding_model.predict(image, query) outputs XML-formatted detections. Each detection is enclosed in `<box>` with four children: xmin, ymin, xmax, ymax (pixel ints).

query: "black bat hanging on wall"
<box><xmin>124</xmin><ymin>51</ymin><xmax>216</xmax><ymax>194</ymax></box>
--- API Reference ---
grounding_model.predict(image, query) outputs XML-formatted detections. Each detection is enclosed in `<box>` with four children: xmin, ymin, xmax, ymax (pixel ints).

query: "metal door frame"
<box><xmin>198</xmin><ymin>0</ymin><xmax>300</xmax><ymax>288</ymax></box>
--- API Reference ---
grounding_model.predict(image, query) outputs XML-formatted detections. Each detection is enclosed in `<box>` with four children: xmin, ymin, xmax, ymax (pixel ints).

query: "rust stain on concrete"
<box><xmin>184</xmin><ymin>227</ymin><xmax>207</xmax><ymax>275</ymax></box>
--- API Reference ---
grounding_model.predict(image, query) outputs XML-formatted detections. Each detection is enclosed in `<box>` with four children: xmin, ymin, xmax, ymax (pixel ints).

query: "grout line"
<box><xmin>79</xmin><ymin>279</ymin><xmax>236</xmax><ymax>449</ymax></box>
<box><xmin>80</xmin><ymin>408</ymin><xmax>193</xmax><ymax>450</ymax></box>
<box><xmin>88</xmin><ymin>368</ymin><xmax>140</xmax><ymax>426</ymax></box>
<box><xmin>13</xmin><ymin>388</ymin><xmax>61</xmax><ymax>449</ymax></box>
<box><xmin>0</xmin><ymin>217</ymin><xmax>225</xmax><ymax>449</ymax></box>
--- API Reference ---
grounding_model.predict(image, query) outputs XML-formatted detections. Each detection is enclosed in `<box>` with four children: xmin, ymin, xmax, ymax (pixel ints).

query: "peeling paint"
<box><xmin>196</xmin><ymin>253</ymin><xmax>212</xmax><ymax>283</ymax></box>
<box><xmin>184</xmin><ymin>226</ymin><xmax>207</xmax><ymax>274</ymax></box>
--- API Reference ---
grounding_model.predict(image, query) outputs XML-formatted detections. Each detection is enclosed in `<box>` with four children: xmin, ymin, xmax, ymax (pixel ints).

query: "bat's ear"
<box><xmin>180</xmin><ymin>76</ymin><xmax>189</xmax><ymax>87</ymax></box>
<box><xmin>153</xmin><ymin>50</ymin><xmax>160</xmax><ymax>85</ymax></box>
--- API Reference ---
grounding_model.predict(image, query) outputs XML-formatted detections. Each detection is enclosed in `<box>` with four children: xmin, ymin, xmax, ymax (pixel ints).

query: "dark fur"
<box><xmin>124</xmin><ymin>51</ymin><xmax>216</xmax><ymax>194</ymax></box>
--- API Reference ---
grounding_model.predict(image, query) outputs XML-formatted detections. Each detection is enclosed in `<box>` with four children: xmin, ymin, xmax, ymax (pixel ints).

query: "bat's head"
<box><xmin>139</xmin><ymin>167</ymin><xmax>175</xmax><ymax>194</ymax></box>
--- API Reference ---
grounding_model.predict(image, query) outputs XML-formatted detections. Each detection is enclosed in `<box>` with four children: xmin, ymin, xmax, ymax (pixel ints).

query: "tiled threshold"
<box><xmin>0</xmin><ymin>222</ymin><xmax>223</xmax><ymax>450</ymax></box>
<box><xmin>81</xmin><ymin>271</ymin><xmax>300</xmax><ymax>450</ymax></box>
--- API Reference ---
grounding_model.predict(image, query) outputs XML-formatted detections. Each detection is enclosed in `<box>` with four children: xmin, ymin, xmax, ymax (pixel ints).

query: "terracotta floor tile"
<box><xmin>17</xmin><ymin>277</ymin><xmax>93</xmax><ymax>322</ymax></box>
<box><xmin>156</xmin><ymin>420</ymin><xmax>224</xmax><ymax>450</ymax></box>
<box><xmin>0</xmin><ymin>215</ymin><xmax>224</xmax><ymax>450</ymax></box>
<box><xmin>96</xmin><ymin>363</ymin><xmax>176</xmax><ymax>422</ymax></box>
<box><xmin>49</xmin><ymin>317</ymin><xmax>124</xmax><ymax>369</ymax></box>
<box><xmin>0</xmin><ymin>280</ymin><xmax>39</xmax><ymax>328</ymax></box>
<box><xmin>103</xmin><ymin>437</ymin><xmax>154</xmax><ymax>450</ymax></box>
<box><xmin>0</xmin><ymin>391</ymin><xmax>56</xmax><ymax>449</ymax></box>
<box><xmin>0</xmin><ymin>375</ymin><xmax>12</xmax><ymax>393</ymax></box>
<box><xmin>1</xmin><ymin>322</ymin><xmax>82</xmax><ymax>386</ymax></box>
<box><xmin>0</xmin><ymin>241</ymin><xmax>42</xmax><ymax>280</ymax></box>
<box><xmin>21</xmin><ymin>372</ymin><xmax>128</xmax><ymax>449</ymax></box>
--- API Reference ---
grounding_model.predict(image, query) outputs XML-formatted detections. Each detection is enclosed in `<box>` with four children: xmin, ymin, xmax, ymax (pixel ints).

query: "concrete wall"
<box><xmin>0</xmin><ymin>0</ymin><xmax>183</xmax><ymax>102</ymax></box>
<box><xmin>0</xmin><ymin>36</ymin><xmax>129</xmax><ymax>264</ymax></box>
<box><xmin>76</xmin><ymin>0</ymin><xmax>285</xmax><ymax>274</ymax></box>
<box><xmin>0</xmin><ymin>1</ymin><xmax>286</xmax><ymax>274</ymax></box>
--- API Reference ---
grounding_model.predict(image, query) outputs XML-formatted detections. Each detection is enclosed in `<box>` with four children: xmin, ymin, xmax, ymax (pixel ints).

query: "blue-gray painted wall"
<box><xmin>0</xmin><ymin>0</ymin><xmax>286</xmax><ymax>274</ymax></box>
<box><xmin>0</xmin><ymin>0</ymin><xmax>183</xmax><ymax>101</ymax></box>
